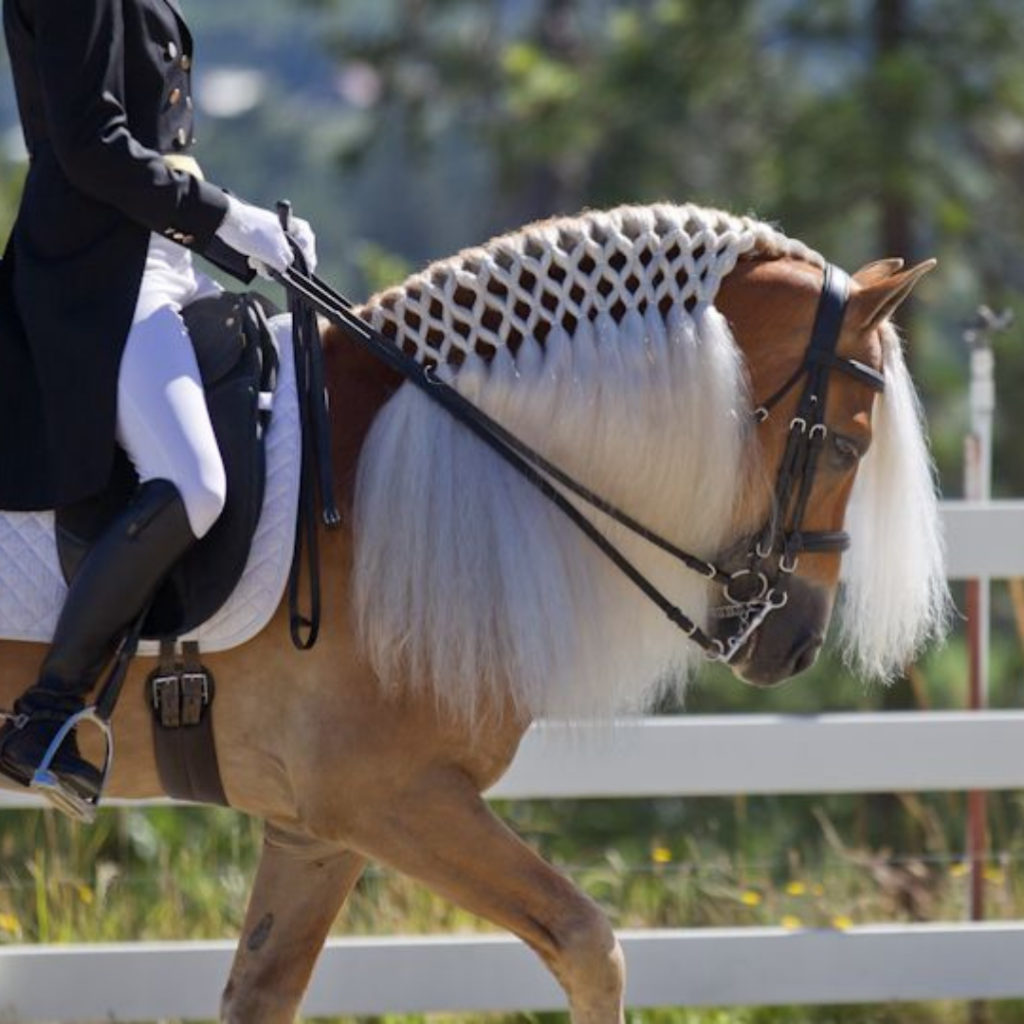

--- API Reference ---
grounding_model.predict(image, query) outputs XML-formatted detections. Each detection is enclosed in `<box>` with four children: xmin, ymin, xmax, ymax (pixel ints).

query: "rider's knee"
<box><xmin>181</xmin><ymin>465</ymin><xmax>227</xmax><ymax>539</ymax></box>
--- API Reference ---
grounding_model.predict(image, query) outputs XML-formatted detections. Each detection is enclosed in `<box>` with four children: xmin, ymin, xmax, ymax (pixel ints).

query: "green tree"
<box><xmin>309</xmin><ymin>0</ymin><xmax>1024</xmax><ymax>490</ymax></box>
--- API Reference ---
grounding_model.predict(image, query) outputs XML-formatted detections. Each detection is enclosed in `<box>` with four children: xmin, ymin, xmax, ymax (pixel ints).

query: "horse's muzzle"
<box><xmin>719</xmin><ymin>575</ymin><xmax>832</xmax><ymax>688</ymax></box>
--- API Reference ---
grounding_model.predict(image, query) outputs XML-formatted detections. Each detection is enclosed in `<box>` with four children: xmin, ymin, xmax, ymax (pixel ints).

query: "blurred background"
<box><xmin>2</xmin><ymin>2</ymin><xmax>1024</xmax><ymax>1021</ymax></box>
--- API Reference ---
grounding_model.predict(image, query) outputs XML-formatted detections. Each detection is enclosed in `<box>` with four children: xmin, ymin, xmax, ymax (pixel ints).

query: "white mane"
<box><xmin>351</xmin><ymin>203</ymin><xmax>945</xmax><ymax>721</ymax></box>
<box><xmin>837</xmin><ymin>322</ymin><xmax>951</xmax><ymax>678</ymax></box>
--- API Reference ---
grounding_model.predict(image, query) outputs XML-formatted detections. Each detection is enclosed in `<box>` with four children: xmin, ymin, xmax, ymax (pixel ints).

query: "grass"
<box><xmin>2</xmin><ymin>796</ymin><xmax>1024</xmax><ymax>1023</ymax></box>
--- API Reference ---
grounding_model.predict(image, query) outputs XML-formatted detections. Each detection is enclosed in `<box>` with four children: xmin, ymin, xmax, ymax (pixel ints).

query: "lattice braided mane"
<box><xmin>361</xmin><ymin>202</ymin><xmax>824</xmax><ymax>370</ymax></box>
<box><xmin>350</xmin><ymin>203</ymin><xmax>832</xmax><ymax>722</ymax></box>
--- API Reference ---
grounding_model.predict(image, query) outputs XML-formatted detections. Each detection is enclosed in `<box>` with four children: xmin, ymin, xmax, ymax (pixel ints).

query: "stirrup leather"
<box><xmin>28</xmin><ymin>707</ymin><xmax>113</xmax><ymax>825</ymax></box>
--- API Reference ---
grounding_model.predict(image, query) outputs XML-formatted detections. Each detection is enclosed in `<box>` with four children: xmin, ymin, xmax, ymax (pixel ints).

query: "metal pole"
<box><xmin>962</xmin><ymin>308</ymin><xmax>1009</xmax><ymax>928</ymax></box>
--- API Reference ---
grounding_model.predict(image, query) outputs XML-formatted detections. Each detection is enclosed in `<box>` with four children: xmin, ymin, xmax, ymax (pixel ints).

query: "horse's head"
<box><xmin>713</xmin><ymin>255</ymin><xmax>945</xmax><ymax>687</ymax></box>
<box><xmin>351</xmin><ymin>204</ymin><xmax>950</xmax><ymax>722</ymax></box>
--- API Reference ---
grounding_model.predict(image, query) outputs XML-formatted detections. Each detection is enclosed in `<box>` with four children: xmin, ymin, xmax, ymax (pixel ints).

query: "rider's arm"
<box><xmin>32</xmin><ymin>0</ymin><xmax>228</xmax><ymax>247</ymax></box>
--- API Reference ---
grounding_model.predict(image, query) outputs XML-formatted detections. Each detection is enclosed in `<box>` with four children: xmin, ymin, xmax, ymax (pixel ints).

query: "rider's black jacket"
<box><xmin>0</xmin><ymin>0</ymin><xmax>228</xmax><ymax>508</ymax></box>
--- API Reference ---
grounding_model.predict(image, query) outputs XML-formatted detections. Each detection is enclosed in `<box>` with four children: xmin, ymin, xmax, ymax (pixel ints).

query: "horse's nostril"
<box><xmin>791</xmin><ymin>636</ymin><xmax>823</xmax><ymax>675</ymax></box>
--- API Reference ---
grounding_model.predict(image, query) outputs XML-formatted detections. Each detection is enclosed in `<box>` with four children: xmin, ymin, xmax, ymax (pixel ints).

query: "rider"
<box><xmin>0</xmin><ymin>0</ymin><xmax>315</xmax><ymax>810</ymax></box>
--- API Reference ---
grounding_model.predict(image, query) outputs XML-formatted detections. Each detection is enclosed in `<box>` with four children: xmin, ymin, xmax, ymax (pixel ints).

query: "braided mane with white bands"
<box><xmin>364</xmin><ymin>203</ymin><xmax>822</xmax><ymax>371</ymax></box>
<box><xmin>350</xmin><ymin>203</ymin><xmax>940</xmax><ymax>722</ymax></box>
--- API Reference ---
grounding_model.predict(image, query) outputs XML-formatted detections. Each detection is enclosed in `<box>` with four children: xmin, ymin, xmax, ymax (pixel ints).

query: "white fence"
<box><xmin>2</xmin><ymin>500</ymin><xmax>1024</xmax><ymax>1021</ymax></box>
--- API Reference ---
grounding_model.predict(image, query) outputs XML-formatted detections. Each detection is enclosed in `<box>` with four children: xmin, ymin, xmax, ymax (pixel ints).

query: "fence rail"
<box><xmin>2</xmin><ymin>710</ymin><xmax>1024</xmax><ymax>811</ymax></box>
<box><xmin>2</xmin><ymin>501</ymin><xmax>1024</xmax><ymax>1021</ymax></box>
<box><xmin>4</xmin><ymin>924</ymin><xmax>1024</xmax><ymax>1020</ymax></box>
<box><xmin>940</xmin><ymin>500</ymin><xmax>1024</xmax><ymax>577</ymax></box>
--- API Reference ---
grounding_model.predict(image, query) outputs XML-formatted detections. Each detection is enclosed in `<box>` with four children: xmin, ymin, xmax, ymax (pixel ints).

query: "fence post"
<box><xmin>962</xmin><ymin>306</ymin><xmax>1009</xmax><ymax>1024</ymax></box>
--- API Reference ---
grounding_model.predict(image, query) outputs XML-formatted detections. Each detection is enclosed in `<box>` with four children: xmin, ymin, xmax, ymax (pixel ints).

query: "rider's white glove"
<box><xmin>286</xmin><ymin>215</ymin><xmax>318</xmax><ymax>275</ymax></box>
<box><xmin>215</xmin><ymin>195</ymin><xmax>317</xmax><ymax>278</ymax></box>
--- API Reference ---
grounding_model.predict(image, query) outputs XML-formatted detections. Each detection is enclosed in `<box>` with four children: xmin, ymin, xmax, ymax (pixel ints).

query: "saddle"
<box><xmin>46</xmin><ymin>292</ymin><xmax>280</xmax><ymax>812</ymax></box>
<box><xmin>55</xmin><ymin>292</ymin><xmax>280</xmax><ymax>639</ymax></box>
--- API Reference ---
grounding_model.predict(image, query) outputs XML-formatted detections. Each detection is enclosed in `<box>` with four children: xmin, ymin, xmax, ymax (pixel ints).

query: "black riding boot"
<box><xmin>0</xmin><ymin>479</ymin><xmax>197</xmax><ymax>805</ymax></box>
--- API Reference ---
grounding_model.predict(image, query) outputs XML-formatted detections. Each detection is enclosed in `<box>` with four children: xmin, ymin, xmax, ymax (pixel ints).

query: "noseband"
<box><xmin>279</xmin><ymin>261</ymin><xmax>885</xmax><ymax>665</ymax></box>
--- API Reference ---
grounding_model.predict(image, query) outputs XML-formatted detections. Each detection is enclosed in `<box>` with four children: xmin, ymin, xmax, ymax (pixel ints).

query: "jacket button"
<box><xmin>175</xmin><ymin>128</ymin><xmax>188</xmax><ymax>148</ymax></box>
<box><xmin>180</xmin><ymin>54</ymin><xmax>192</xmax><ymax>71</ymax></box>
<box><xmin>167</xmin><ymin>42</ymin><xmax>178</xmax><ymax>61</ymax></box>
<box><xmin>168</xmin><ymin>88</ymin><xmax>182</xmax><ymax>106</ymax></box>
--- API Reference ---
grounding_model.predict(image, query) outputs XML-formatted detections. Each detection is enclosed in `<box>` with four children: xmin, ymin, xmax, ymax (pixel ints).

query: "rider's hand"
<box><xmin>214</xmin><ymin>195</ymin><xmax>293</xmax><ymax>278</ymax></box>
<box><xmin>287</xmin><ymin>215</ymin><xmax>317</xmax><ymax>275</ymax></box>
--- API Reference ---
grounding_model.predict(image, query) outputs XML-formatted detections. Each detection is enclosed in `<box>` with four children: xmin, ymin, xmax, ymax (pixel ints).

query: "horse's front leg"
<box><xmin>220</xmin><ymin>822</ymin><xmax>366</xmax><ymax>1024</ymax></box>
<box><xmin>341</xmin><ymin>766</ymin><xmax>626</xmax><ymax>1024</ymax></box>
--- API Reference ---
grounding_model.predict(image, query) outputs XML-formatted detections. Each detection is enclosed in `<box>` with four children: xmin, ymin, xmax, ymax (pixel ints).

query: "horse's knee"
<box><xmin>546</xmin><ymin>899</ymin><xmax>625</xmax><ymax>1005</ymax></box>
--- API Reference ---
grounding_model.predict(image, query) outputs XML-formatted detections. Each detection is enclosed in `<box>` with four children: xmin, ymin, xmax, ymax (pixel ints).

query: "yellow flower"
<box><xmin>785</xmin><ymin>881</ymin><xmax>807</xmax><ymax>897</ymax></box>
<box><xmin>831</xmin><ymin>915</ymin><xmax>854</xmax><ymax>931</ymax></box>
<box><xmin>0</xmin><ymin>912</ymin><xmax>20</xmax><ymax>936</ymax></box>
<box><xmin>651</xmin><ymin>846</ymin><xmax>673</xmax><ymax>865</ymax></box>
<box><xmin>949</xmin><ymin>862</ymin><xmax>970</xmax><ymax>878</ymax></box>
<box><xmin>740</xmin><ymin>890</ymin><xmax>763</xmax><ymax>907</ymax></box>
<box><xmin>984</xmin><ymin>867</ymin><xmax>1006</xmax><ymax>885</ymax></box>
<box><xmin>77</xmin><ymin>884</ymin><xmax>95</xmax><ymax>906</ymax></box>
<box><xmin>780</xmin><ymin>915</ymin><xmax>803</xmax><ymax>930</ymax></box>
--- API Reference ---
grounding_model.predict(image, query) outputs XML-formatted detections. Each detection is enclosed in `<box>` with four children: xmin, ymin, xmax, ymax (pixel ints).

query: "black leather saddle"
<box><xmin>55</xmin><ymin>292</ymin><xmax>280</xmax><ymax>640</ymax></box>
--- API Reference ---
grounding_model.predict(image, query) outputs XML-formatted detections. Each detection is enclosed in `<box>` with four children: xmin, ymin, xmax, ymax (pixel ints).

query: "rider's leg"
<box><xmin>0</xmin><ymin>479</ymin><xmax>200</xmax><ymax>796</ymax></box>
<box><xmin>0</xmin><ymin>238</ymin><xmax>225</xmax><ymax>801</ymax></box>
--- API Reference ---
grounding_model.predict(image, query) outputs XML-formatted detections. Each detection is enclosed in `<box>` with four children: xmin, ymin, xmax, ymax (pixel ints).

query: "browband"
<box><xmin>805</xmin><ymin>350</ymin><xmax>885</xmax><ymax>392</ymax></box>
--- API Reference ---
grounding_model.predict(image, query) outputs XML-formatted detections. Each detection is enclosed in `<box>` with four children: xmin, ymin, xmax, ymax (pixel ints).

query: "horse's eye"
<box><xmin>832</xmin><ymin>434</ymin><xmax>864</xmax><ymax>468</ymax></box>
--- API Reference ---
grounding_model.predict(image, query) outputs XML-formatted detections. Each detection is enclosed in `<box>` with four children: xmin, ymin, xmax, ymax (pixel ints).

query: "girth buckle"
<box><xmin>180</xmin><ymin>672</ymin><xmax>210</xmax><ymax>727</ymax></box>
<box><xmin>151</xmin><ymin>674</ymin><xmax>182</xmax><ymax>729</ymax></box>
<box><xmin>149</xmin><ymin>641</ymin><xmax>213</xmax><ymax>729</ymax></box>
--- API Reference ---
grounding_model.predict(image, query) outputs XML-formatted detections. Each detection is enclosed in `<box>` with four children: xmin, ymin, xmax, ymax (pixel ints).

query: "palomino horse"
<box><xmin>0</xmin><ymin>204</ymin><xmax>947</xmax><ymax>1021</ymax></box>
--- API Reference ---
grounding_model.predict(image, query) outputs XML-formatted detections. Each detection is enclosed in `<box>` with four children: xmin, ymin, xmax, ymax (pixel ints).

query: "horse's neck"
<box><xmin>322</xmin><ymin>322</ymin><xmax>404</xmax><ymax>512</ymax></box>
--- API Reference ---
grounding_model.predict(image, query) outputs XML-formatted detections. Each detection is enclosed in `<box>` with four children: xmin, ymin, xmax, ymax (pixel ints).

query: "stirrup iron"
<box><xmin>29</xmin><ymin>707</ymin><xmax>113</xmax><ymax>825</ymax></box>
<box><xmin>33</xmin><ymin>607</ymin><xmax>148</xmax><ymax>822</ymax></box>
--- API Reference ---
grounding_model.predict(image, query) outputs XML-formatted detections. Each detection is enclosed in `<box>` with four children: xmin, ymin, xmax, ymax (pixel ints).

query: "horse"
<box><xmin>0</xmin><ymin>203</ymin><xmax>948</xmax><ymax>1022</ymax></box>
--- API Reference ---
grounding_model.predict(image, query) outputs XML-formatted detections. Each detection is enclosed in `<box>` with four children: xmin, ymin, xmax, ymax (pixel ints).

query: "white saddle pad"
<box><xmin>0</xmin><ymin>314</ymin><xmax>301</xmax><ymax>656</ymax></box>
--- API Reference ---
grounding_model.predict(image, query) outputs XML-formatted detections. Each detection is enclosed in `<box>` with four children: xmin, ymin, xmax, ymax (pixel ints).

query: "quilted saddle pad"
<box><xmin>0</xmin><ymin>314</ymin><xmax>301</xmax><ymax>656</ymax></box>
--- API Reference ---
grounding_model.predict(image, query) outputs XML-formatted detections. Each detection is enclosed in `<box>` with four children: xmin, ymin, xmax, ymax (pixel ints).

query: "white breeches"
<box><xmin>117</xmin><ymin>235</ymin><xmax>226</xmax><ymax>539</ymax></box>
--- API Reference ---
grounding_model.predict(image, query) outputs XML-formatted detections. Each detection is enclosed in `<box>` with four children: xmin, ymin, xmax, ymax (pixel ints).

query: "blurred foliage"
<box><xmin>306</xmin><ymin>0</ymin><xmax>1024</xmax><ymax>494</ymax></box>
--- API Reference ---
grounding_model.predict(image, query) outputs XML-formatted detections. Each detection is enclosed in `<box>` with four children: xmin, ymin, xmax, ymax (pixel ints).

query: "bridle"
<box><xmin>707</xmin><ymin>263</ymin><xmax>886</xmax><ymax>657</ymax></box>
<box><xmin>278</xmin><ymin>260</ymin><xmax>885</xmax><ymax>666</ymax></box>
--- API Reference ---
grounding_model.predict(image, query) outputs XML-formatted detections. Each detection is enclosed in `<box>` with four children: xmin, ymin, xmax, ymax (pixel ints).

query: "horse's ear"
<box><xmin>853</xmin><ymin>259</ymin><xmax>937</xmax><ymax>331</ymax></box>
<box><xmin>852</xmin><ymin>258</ymin><xmax>905</xmax><ymax>286</ymax></box>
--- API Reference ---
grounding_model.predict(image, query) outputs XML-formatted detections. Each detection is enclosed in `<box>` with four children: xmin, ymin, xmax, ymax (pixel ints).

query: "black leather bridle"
<box><xmin>278</xmin><ymin>260</ymin><xmax>884</xmax><ymax>665</ymax></box>
<box><xmin>707</xmin><ymin>263</ymin><xmax>886</xmax><ymax>656</ymax></box>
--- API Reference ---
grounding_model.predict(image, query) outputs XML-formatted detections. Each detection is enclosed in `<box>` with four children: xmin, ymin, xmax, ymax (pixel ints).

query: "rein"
<box><xmin>277</xmin><ymin>261</ymin><xmax>882</xmax><ymax>664</ymax></box>
<box><xmin>279</xmin><ymin>203</ymin><xmax>342</xmax><ymax>651</ymax></box>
